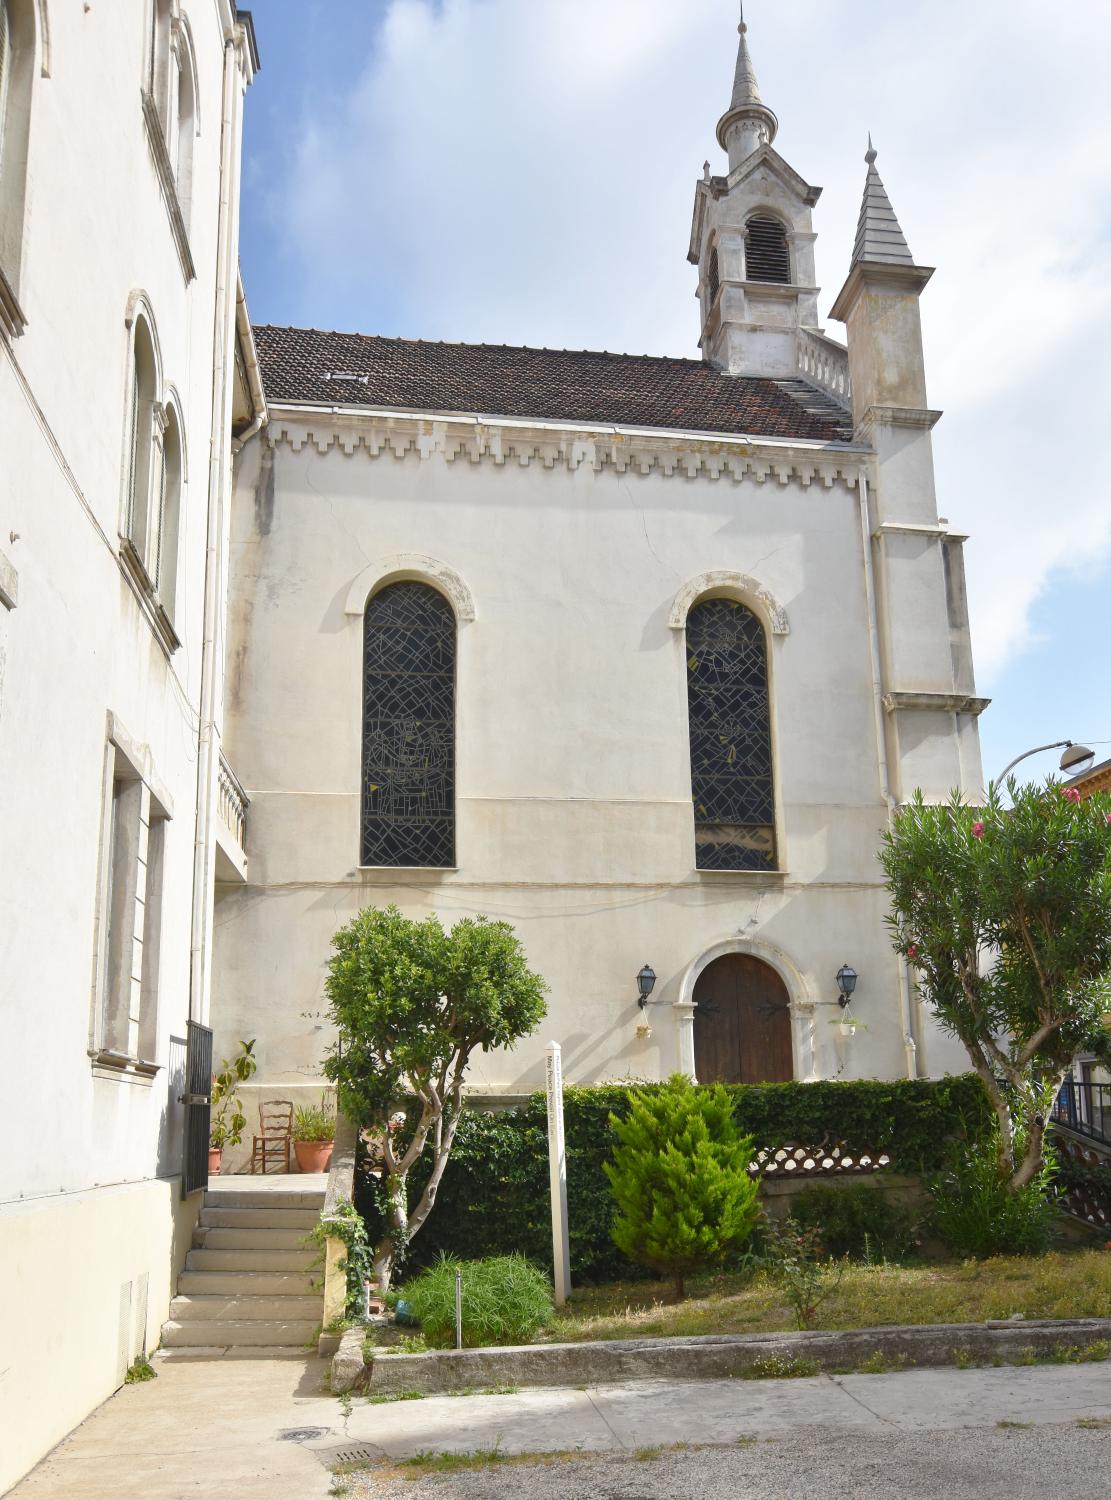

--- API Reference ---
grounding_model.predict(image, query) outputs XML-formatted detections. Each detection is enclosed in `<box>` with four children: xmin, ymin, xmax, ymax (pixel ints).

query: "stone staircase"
<box><xmin>161</xmin><ymin>1184</ymin><xmax>325</xmax><ymax>1349</ymax></box>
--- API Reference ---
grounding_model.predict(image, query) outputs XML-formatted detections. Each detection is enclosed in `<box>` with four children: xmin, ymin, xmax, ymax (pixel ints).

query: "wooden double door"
<box><xmin>693</xmin><ymin>954</ymin><xmax>793</xmax><ymax>1084</ymax></box>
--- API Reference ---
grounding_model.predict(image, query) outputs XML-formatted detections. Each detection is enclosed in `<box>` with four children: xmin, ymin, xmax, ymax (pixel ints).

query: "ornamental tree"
<box><xmin>880</xmin><ymin>781</ymin><xmax>1111</xmax><ymax>1190</ymax></box>
<box><xmin>604</xmin><ymin>1075</ymin><xmax>760</xmax><ymax>1301</ymax></box>
<box><xmin>323</xmin><ymin>905</ymin><xmax>547</xmax><ymax>1290</ymax></box>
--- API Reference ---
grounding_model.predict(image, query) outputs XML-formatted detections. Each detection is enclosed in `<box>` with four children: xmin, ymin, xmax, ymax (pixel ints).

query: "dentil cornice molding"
<box><xmin>261</xmin><ymin>413</ymin><xmax>864</xmax><ymax>492</ymax></box>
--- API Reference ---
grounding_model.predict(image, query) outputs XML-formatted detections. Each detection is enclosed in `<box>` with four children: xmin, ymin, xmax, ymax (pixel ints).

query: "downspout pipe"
<box><xmin>189</xmin><ymin>27</ymin><xmax>245</xmax><ymax>1024</ymax></box>
<box><xmin>858</xmin><ymin>470</ymin><xmax>919</xmax><ymax>1080</ymax></box>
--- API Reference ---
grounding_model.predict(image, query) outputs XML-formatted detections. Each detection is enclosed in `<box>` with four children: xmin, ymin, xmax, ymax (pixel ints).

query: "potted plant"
<box><xmin>293</xmin><ymin>1094</ymin><xmax>337</xmax><ymax>1173</ymax></box>
<box><xmin>208</xmin><ymin>1038</ymin><xmax>257</xmax><ymax>1175</ymax></box>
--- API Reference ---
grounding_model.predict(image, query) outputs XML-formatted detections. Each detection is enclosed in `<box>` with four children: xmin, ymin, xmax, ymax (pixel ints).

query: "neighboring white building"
<box><xmin>212</xmin><ymin>15</ymin><xmax>986</xmax><ymax>1149</ymax></box>
<box><xmin>0</xmin><ymin>4</ymin><xmax>261</xmax><ymax>1489</ymax></box>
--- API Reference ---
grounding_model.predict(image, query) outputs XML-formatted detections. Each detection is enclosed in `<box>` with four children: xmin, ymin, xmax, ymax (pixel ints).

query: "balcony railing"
<box><xmin>796</xmin><ymin>328</ymin><xmax>853</xmax><ymax>407</ymax></box>
<box><xmin>215</xmin><ymin>751</ymin><xmax>249</xmax><ymax>881</ymax></box>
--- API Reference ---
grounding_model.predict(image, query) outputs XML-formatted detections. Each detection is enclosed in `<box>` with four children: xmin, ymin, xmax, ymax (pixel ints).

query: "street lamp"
<box><xmin>995</xmin><ymin>741</ymin><xmax>1094</xmax><ymax>786</ymax></box>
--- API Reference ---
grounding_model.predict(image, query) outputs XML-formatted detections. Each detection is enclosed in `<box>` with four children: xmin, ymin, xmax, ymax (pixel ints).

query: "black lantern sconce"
<box><xmin>636</xmin><ymin>964</ymin><xmax>658</xmax><ymax>1010</ymax></box>
<box><xmin>836</xmin><ymin>964</ymin><xmax>859</xmax><ymax>1009</ymax></box>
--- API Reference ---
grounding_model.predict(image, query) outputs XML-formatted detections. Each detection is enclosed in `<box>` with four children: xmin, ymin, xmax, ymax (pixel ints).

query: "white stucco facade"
<box><xmin>210</xmin><ymin>20</ymin><xmax>985</xmax><ymax>1128</ymax></box>
<box><xmin>0</xmin><ymin>4</ymin><xmax>258</xmax><ymax>1489</ymax></box>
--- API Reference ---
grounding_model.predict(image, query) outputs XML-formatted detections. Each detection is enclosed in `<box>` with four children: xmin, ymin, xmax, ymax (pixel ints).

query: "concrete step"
<box><xmin>169</xmin><ymin>1294</ymin><xmax>323</xmax><ymax>1322</ymax></box>
<box><xmin>193</xmin><ymin>1226</ymin><xmax>313</xmax><ymax>1251</ymax></box>
<box><xmin>160</xmin><ymin>1318</ymin><xmax>320</xmax><ymax>1349</ymax></box>
<box><xmin>204</xmin><ymin>1189</ymin><xmax>325</xmax><ymax>1211</ymax></box>
<box><xmin>198</xmin><ymin>1207</ymin><xmax>321</xmax><ymax>1231</ymax></box>
<box><xmin>184</xmin><ymin>1247</ymin><xmax>317</xmax><ymax>1273</ymax></box>
<box><xmin>177</xmin><ymin>1270</ymin><xmax>318</xmax><ymax>1296</ymax></box>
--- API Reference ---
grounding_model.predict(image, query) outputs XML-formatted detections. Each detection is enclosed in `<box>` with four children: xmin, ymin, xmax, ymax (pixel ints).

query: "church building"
<box><xmin>212</xmin><ymin>12</ymin><xmax>987</xmax><ymax>1143</ymax></box>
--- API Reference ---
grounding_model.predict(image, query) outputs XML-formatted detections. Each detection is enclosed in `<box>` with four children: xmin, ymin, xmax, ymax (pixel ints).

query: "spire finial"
<box><xmin>865</xmin><ymin>133</ymin><xmax>877</xmax><ymax>166</ymax></box>
<box><xmin>739</xmin><ymin>0</ymin><xmax>747</xmax><ymax>35</ymax></box>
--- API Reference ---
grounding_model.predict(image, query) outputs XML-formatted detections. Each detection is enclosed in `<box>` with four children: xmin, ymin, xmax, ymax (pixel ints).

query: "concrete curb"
<box><xmin>364</xmin><ymin>1318</ymin><xmax>1111</xmax><ymax>1394</ymax></box>
<box><xmin>331</xmin><ymin>1326</ymin><xmax>368</xmax><ymax>1393</ymax></box>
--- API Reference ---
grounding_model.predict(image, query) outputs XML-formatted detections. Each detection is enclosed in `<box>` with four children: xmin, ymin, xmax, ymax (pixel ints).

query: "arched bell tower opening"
<box><xmin>693</xmin><ymin>953</ymin><xmax>794</xmax><ymax>1084</ymax></box>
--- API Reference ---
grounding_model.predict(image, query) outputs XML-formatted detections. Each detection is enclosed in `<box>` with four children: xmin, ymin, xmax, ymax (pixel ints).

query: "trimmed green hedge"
<box><xmin>355</xmin><ymin>1075</ymin><xmax>992</xmax><ymax>1285</ymax></box>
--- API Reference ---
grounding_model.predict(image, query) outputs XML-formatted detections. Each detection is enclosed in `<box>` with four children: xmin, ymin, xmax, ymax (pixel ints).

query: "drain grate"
<box><xmin>277</xmin><ymin>1427</ymin><xmax>329</xmax><ymax>1443</ymax></box>
<box><xmin>331</xmin><ymin>1446</ymin><xmax>379</xmax><ymax>1466</ymax></box>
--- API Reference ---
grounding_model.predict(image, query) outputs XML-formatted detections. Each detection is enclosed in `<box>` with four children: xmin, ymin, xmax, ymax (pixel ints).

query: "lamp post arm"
<box><xmin>994</xmin><ymin>741</ymin><xmax>1070</xmax><ymax>788</ymax></box>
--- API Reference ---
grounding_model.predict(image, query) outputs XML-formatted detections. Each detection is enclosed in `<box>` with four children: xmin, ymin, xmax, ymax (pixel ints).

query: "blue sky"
<box><xmin>239</xmin><ymin>0</ymin><xmax>1111</xmax><ymax>789</ymax></box>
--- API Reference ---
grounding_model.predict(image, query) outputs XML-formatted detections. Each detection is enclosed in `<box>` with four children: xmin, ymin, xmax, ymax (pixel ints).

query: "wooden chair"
<box><xmin>250</xmin><ymin>1099</ymin><xmax>293</xmax><ymax>1174</ymax></box>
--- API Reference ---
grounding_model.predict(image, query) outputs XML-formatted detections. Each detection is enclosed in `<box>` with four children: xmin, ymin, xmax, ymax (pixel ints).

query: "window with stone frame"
<box><xmin>361</xmin><ymin>582</ymin><xmax>456</xmax><ymax>869</ymax></box>
<box><xmin>92</xmin><ymin>726</ymin><xmax>170</xmax><ymax>1075</ymax></box>
<box><xmin>123</xmin><ymin>311</ymin><xmax>183</xmax><ymax>635</ymax></box>
<box><xmin>686</xmin><ymin>597</ymin><xmax>777</xmax><ymax>871</ymax></box>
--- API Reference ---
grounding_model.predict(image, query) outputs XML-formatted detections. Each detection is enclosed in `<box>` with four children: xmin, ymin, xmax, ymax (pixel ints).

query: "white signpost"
<box><xmin>544</xmin><ymin>1041</ymin><xmax>572</xmax><ymax>1306</ymax></box>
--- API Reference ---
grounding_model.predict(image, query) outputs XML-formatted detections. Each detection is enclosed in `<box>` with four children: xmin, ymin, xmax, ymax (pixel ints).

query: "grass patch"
<box><xmin>745</xmin><ymin>1354</ymin><xmax>820</xmax><ymax>1380</ymax></box>
<box><xmin>124</xmin><ymin>1355</ymin><xmax>157</xmax><ymax>1385</ymax></box>
<box><xmin>856</xmin><ymin>1350</ymin><xmax>912</xmax><ymax>1375</ymax></box>
<box><xmin>996</xmin><ymin>1420</ymin><xmax>1032</xmax><ymax>1429</ymax></box>
<box><xmin>1077</xmin><ymin>1417</ymin><xmax>1111</xmax><ymax>1430</ymax></box>
<box><xmin>547</xmin><ymin>1250</ymin><xmax>1111</xmax><ymax>1344</ymax></box>
<box><xmin>367</xmin><ymin>1389</ymin><xmax>426</xmax><ymax>1405</ymax></box>
<box><xmin>445</xmin><ymin>1384</ymin><xmax>522</xmax><ymax>1398</ymax></box>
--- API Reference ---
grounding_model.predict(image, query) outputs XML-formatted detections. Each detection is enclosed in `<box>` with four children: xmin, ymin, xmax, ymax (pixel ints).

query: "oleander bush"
<box><xmin>402</xmin><ymin>1253</ymin><xmax>554</xmax><ymax>1348</ymax></box>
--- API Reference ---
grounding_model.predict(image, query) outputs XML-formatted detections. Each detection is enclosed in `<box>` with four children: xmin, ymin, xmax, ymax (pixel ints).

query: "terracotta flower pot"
<box><xmin>208</xmin><ymin>1147</ymin><xmax>222</xmax><ymax>1176</ymax></box>
<box><xmin>294</xmin><ymin>1139</ymin><xmax>334</xmax><ymax>1173</ymax></box>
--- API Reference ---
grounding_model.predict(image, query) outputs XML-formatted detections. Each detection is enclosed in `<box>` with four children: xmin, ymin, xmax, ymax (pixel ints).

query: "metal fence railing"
<box><xmin>1052</xmin><ymin>1079</ymin><xmax>1111</xmax><ymax>1148</ymax></box>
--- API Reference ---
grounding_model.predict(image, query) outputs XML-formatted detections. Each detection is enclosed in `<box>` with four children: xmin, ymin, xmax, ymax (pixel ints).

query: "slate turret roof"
<box><xmin>254</xmin><ymin>326</ymin><xmax>854</xmax><ymax>446</ymax></box>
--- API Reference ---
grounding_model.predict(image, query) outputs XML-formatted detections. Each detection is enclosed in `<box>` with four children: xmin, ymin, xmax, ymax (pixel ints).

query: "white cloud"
<box><xmin>277</xmin><ymin>0</ymin><xmax>1111</xmax><ymax>681</ymax></box>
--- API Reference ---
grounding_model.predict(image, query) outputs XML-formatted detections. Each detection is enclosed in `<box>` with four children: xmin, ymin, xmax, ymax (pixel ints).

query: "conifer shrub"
<box><xmin>603</xmin><ymin>1074</ymin><xmax>760</xmax><ymax>1300</ymax></box>
<box><xmin>402</xmin><ymin>1253</ymin><xmax>554</xmax><ymax>1348</ymax></box>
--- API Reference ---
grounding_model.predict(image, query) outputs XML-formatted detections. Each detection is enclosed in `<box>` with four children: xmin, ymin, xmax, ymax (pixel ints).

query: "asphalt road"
<box><xmin>348</xmin><ymin>1420</ymin><xmax>1111</xmax><ymax>1500</ymax></box>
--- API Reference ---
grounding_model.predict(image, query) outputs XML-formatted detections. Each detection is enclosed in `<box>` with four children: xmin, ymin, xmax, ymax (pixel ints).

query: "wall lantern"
<box><xmin>636</xmin><ymin>964</ymin><xmax>658</xmax><ymax>1010</ymax></box>
<box><xmin>836</xmin><ymin>964</ymin><xmax>858</xmax><ymax>1009</ymax></box>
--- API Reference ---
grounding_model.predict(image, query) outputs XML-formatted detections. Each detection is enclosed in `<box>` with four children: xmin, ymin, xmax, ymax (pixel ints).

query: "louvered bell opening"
<box><xmin>707</xmin><ymin>246</ymin><xmax>720</xmax><ymax>306</ymax></box>
<box><xmin>744</xmin><ymin>217</ymin><xmax>791</xmax><ymax>285</ymax></box>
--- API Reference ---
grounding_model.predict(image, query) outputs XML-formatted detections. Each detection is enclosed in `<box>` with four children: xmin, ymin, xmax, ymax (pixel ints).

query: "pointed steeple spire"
<box><xmin>717</xmin><ymin>4</ymin><xmax>778</xmax><ymax>170</ymax></box>
<box><xmin>729</xmin><ymin>4</ymin><xmax>764</xmax><ymax>112</ymax></box>
<box><xmin>851</xmin><ymin>138</ymin><xmax>915</xmax><ymax>266</ymax></box>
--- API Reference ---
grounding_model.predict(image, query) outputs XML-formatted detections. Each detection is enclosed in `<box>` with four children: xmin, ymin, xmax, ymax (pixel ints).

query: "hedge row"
<box><xmin>355</xmin><ymin>1075</ymin><xmax>993</xmax><ymax>1285</ymax></box>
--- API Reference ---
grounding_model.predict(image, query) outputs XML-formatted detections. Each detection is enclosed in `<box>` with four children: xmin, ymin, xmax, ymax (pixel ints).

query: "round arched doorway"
<box><xmin>693</xmin><ymin>953</ymin><xmax>794</xmax><ymax>1084</ymax></box>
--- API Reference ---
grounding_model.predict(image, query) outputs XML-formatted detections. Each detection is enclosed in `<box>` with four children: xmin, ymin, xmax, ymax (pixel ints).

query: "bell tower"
<box><xmin>688</xmin><ymin>6</ymin><xmax>824</xmax><ymax>376</ymax></box>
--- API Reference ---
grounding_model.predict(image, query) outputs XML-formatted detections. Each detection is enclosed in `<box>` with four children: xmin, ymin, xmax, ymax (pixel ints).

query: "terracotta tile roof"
<box><xmin>254</xmin><ymin>326</ymin><xmax>854</xmax><ymax>445</ymax></box>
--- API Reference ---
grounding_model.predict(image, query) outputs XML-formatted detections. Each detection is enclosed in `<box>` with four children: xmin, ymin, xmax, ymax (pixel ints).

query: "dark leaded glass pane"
<box><xmin>686</xmin><ymin>598</ymin><xmax>777</xmax><ymax>871</ymax></box>
<box><xmin>362</xmin><ymin>582</ymin><xmax>455</xmax><ymax>868</ymax></box>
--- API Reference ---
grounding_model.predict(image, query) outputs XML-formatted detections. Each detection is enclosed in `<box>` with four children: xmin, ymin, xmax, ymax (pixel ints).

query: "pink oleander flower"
<box><xmin>1064</xmin><ymin>786</ymin><xmax>1083</xmax><ymax>804</ymax></box>
<box><xmin>907</xmin><ymin>944</ymin><xmax>919</xmax><ymax>959</ymax></box>
<box><xmin>972</xmin><ymin>821</ymin><xmax>985</xmax><ymax>839</ymax></box>
<box><xmin>1105</xmin><ymin>812</ymin><xmax>1111</xmax><ymax>826</ymax></box>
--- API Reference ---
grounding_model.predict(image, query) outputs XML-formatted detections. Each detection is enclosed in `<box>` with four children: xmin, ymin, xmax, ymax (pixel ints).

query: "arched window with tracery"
<box><xmin>686</xmin><ymin>597</ymin><xmax>777</xmax><ymax>871</ymax></box>
<box><xmin>744</xmin><ymin>215</ymin><xmax>791</xmax><ymax>284</ymax></box>
<box><xmin>361</xmin><ymin>582</ymin><xmax>456</xmax><ymax>868</ymax></box>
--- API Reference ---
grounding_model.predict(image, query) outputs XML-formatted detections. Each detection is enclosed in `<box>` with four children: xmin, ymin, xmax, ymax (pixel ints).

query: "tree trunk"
<box><xmin>674</xmin><ymin>1272</ymin><xmax>685</xmax><ymax>1303</ymax></box>
<box><xmin>373</xmin><ymin>1171</ymin><xmax>409</xmax><ymax>1295</ymax></box>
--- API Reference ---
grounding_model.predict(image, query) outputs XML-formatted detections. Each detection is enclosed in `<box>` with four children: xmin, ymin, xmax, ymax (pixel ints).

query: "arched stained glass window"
<box><xmin>361</xmin><ymin>582</ymin><xmax>456</xmax><ymax>868</ymax></box>
<box><xmin>686</xmin><ymin>598</ymin><xmax>777</xmax><ymax>871</ymax></box>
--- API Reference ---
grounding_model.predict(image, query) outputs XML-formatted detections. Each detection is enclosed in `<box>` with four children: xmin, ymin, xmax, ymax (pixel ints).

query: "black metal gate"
<box><xmin>182</xmin><ymin>1020</ymin><xmax>213</xmax><ymax>1197</ymax></box>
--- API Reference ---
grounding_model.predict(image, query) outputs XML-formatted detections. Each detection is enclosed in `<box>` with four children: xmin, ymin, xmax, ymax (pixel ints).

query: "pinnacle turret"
<box><xmin>851</xmin><ymin>138</ymin><xmax>916</xmax><ymax>267</ymax></box>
